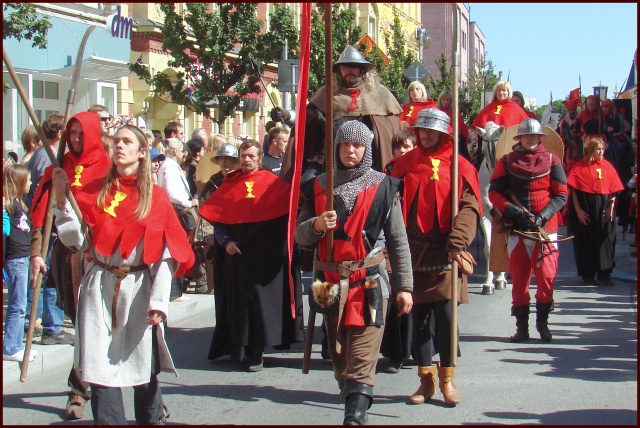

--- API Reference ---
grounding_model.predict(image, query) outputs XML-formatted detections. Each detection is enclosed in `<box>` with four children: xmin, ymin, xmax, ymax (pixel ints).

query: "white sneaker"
<box><xmin>3</xmin><ymin>350</ymin><xmax>36</xmax><ymax>362</ymax></box>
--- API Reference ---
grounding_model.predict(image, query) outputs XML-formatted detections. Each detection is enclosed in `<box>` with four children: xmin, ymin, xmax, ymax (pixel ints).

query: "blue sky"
<box><xmin>468</xmin><ymin>3</ymin><xmax>637</xmax><ymax>106</ymax></box>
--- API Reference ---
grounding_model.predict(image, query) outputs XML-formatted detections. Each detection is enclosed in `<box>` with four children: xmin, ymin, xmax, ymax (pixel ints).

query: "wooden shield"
<box><xmin>490</xmin><ymin>125</ymin><xmax>563</xmax><ymax>273</ymax></box>
<box><xmin>195</xmin><ymin>153</ymin><xmax>221</xmax><ymax>196</ymax></box>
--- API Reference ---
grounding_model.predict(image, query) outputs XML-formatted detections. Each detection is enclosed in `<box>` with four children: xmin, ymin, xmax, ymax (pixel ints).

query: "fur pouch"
<box><xmin>309</xmin><ymin>279</ymin><xmax>340</xmax><ymax>314</ymax></box>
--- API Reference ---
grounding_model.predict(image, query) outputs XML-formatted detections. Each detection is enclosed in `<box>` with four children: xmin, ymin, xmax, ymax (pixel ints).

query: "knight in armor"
<box><xmin>489</xmin><ymin>118</ymin><xmax>568</xmax><ymax>343</ymax></box>
<box><xmin>281</xmin><ymin>45</ymin><xmax>403</xmax><ymax>181</ymax></box>
<box><xmin>295</xmin><ymin>120</ymin><xmax>413</xmax><ymax>425</ymax></box>
<box><xmin>387</xmin><ymin>108</ymin><xmax>482</xmax><ymax>407</ymax></box>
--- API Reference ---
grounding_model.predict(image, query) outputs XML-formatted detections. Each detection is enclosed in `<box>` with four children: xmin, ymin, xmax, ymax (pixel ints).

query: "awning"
<box><xmin>44</xmin><ymin>56</ymin><xmax>131</xmax><ymax>81</ymax></box>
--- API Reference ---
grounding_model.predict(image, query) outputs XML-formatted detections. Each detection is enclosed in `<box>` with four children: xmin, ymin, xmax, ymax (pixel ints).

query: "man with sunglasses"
<box><xmin>88</xmin><ymin>104</ymin><xmax>132</xmax><ymax>137</ymax></box>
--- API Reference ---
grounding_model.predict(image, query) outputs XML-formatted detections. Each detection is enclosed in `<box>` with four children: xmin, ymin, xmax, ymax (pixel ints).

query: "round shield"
<box><xmin>195</xmin><ymin>152</ymin><xmax>221</xmax><ymax>196</ymax></box>
<box><xmin>496</xmin><ymin>125</ymin><xmax>563</xmax><ymax>161</ymax></box>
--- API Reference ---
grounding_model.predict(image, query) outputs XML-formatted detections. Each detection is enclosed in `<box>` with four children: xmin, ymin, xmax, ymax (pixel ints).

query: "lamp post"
<box><xmin>415</xmin><ymin>27</ymin><xmax>431</xmax><ymax>64</ymax></box>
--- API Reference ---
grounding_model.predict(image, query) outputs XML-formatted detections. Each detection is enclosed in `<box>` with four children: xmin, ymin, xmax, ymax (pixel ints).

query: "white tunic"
<box><xmin>53</xmin><ymin>200</ymin><xmax>178</xmax><ymax>387</ymax></box>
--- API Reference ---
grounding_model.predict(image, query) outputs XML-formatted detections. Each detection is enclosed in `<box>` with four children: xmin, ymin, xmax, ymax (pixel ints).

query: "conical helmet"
<box><xmin>514</xmin><ymin>118</ymin><xmax>545</xmax><ymax>140</ymax></box>
<box><xmin>332</xmin><ymin>45</ymin><xmax>374</xmax><ymax>73</ymax></box>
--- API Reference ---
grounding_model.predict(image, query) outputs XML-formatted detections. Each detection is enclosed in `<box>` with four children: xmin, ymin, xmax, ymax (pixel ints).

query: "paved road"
<box><xmin>2</xmin><ymin>227</ymin><xmax>637</xmax><ymax>424</ymax></box>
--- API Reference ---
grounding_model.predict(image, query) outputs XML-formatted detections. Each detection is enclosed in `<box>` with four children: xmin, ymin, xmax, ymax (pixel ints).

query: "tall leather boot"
<box><xmin>536</xmin><ymin>300</ymin><xmax>553</xmax><ymax>342</ymax></box>
<box><xmin>437</xmin><ymin>363</ymin><xmax>461</xmax><ymax>406</ymax></box>
<box><xmin>342</xmin><ymin>381</ymin><xmax>373</xmax><ymax>425</ymax></box>
<box><xmin>510</xmin><ymin>305</ymin><xmax>530</xmax><ymax>343</ymax></box>
<box><xmin>409</xmin><ymin>365</ymin><xmax>436</xmax><ymax>404</ymax></box>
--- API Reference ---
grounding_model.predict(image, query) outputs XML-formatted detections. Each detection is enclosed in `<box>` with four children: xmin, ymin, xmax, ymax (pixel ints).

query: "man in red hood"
<box><xmin>28</xmin><ymin>111</ymin><xmax>111</xmax><ymax>420</ymax></box>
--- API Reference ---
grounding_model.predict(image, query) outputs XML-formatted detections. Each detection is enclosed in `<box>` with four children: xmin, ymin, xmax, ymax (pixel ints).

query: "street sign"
<box><xmin>403</xmin><ymin>60</ymin><xmax>430</xmax><ymax>82</ymax></box>
<box><xmin>278</xmin><ymin>59</ymin><xmax>301</xmax><ymax>92</ymax></box>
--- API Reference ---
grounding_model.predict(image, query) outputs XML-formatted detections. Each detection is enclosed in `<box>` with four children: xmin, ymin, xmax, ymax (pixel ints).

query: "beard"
<box><xmin>338</xmin><ymin>70</ymin><xmax>364</xmax><ymax>88</ymax></box>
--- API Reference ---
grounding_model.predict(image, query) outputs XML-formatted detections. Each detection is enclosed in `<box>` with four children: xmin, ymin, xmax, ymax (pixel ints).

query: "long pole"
<box><xmin>302</xmin><ymin>4</ymin><xmax>332</xmax><ymax>374</ymax></box>
<box><xmin>450</xmin><ymin>3</ymin><xmax>460</xmax><ymax>367</ymax></box>
<box><xmin>4</xmin><ymin>43</ymin><xmax>92</xmax><ymax>380</ymax></box>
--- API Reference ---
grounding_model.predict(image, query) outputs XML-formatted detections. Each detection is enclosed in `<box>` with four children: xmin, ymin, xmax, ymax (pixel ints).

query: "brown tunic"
<box><xmin>406</xmin><ymin>183</ymin><xmax>480</xmax><ymax>305</ymax></box>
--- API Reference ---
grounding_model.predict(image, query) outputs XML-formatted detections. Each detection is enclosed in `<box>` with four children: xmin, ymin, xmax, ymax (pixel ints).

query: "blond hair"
<box><xmin>436</xmin><ymin>89</ymin><xmax>452</xmax><ymax>110</ymax></box>
<box><xmin>97</xmin><ymin>125</ymin><xmax>153</xmax><ymax>221</ymax></box>
<box><xmin>207</xmin><ymin>133</ymin><xmax>227</xmax><ymax>153</ymax></box>
<box><xmin>407</xmin><ymin>81</ymin><xmax>428</xmax><ymax>103</ymax></box>
<box><xmin>492</xmin><ymin>80</ymin><xmax>513</xmax><ymax>101</ymax></box>
<box><xmin>3</xmin><ymin>163</ymin><xmax>30</xmax><ymax>215</ymax></box>
<box><xmin>583</xmin><ymin>136</ymin><xmax>605</xmax><ymax>164</ymax></box>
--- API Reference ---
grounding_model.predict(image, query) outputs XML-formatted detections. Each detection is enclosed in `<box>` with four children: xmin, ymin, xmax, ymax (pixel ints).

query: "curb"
<box><xmin>3</xmin><ymin>294</ymin><xmax>215</xmax><ymax>388</ymax></box>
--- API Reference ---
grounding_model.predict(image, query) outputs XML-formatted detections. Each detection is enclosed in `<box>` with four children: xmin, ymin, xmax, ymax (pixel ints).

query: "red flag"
<box><xmin>569</xmin><ymin>87</ymin><xmax>581</xmax><ymax>100</ymax></box>
<box><xmin>286</xmin><ymin>3</ymin><xmax>311</xmax><ymax>319</ymax></box>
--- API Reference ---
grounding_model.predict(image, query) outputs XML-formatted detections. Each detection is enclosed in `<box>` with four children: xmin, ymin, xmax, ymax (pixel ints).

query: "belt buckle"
<box><xmin>336</xmin><ymin>262</ymin><xmax>355</xmax><ymax>278</ymax></box>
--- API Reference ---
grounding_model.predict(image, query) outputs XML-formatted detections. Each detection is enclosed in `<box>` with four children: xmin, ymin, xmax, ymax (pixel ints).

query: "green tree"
<box><xmin>129</xmin><ymin>3</ymin><xmax>296</xmax><ymax>128</ymax></box>
<box><xmin>3</xmin><ymin>3</ymin><xmax>51</xmax><ymax>93</ymax></box>
<box><xmin>308</xmin><ymin>3</ymin><xmax>363</xmax><ymax>95</ymax></box>
<box><xmin>426</xmin><ymin>53</ymin><xmax>499</xmax><ymax>123</ymax></box>
<box><xmin>366</xmin><ymin>11</ymin><xmax>414</xmax><ymax>102</ymax></box>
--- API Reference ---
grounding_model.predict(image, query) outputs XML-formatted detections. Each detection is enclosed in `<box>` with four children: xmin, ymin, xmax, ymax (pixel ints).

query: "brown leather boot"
<box><xmin>409</xmin><ymin>365</ymin><xmax>437</xmax><ymax>404</ymax></box>
<box><xmin>437</xmin><ymin>363</ymin><xmax>461</xmax><ymax>406</ymax></box>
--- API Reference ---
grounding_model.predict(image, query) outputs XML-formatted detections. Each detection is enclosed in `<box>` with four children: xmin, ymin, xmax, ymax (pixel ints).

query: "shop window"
<box><xmin>33</xmin><ymin>80</ymin><xmax>44</xmax><ymax>99</ymax></box>
<box><xmin>44</xmin><ymin>81</ymin><xmax>59</xmax><ymax>100</ymax></box>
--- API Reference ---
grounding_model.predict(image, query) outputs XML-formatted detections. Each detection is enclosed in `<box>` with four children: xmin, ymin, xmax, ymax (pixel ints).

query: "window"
<box><xmin>44</xmin><ymin>81</ymin><xmax>59</xmax><ymax>100</ymax></box>
<box><xmin>98</xmin><ymin>82</ymin><xmax>117</xmax><ymax>115</ymax></box>
<box><xmin>45</xmin><ymin>110</ymin><xmax>59</xmax><ymax>119</ymax></box>
<box><xmin>33</xmin><ymin>80</ymin><xmax>44</xmax><ymax>99</ymax></box>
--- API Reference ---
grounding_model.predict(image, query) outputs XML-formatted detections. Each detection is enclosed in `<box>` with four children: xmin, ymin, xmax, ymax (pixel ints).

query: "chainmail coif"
<box><xmin>318</xmin><ymin>120</ymin><xmax>385</xmax><ymax>214</ymax></box>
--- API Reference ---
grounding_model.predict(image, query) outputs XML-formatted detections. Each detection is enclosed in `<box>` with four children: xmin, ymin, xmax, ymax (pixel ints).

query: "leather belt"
<box><xmin>92</xmin><ymin>259</ymin><xmax>147</xmax><ymax>330</ymax></box>
<box><xmin>314</xmin><ymin>252</ymin><xmax>385</xmax><ymax>279</ymax></box>
<box><xmin>408</xmin><ymin>240</ymin><xmax>431</xmax><ymax>271</ymax></box>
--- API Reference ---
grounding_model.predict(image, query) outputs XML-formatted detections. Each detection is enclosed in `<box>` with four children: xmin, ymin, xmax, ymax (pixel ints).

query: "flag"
<box><xmin>286</xmin><ymin>2</ymin><xmax>311</xmax><ymax>319</ymax></box>
<box><xmin>569</xmin><ymin>87</ymin><xmax>580</xmax><ymax>100</ymax></box>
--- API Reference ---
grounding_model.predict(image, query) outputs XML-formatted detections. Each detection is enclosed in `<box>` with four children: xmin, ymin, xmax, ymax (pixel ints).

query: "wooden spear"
<box><xmin>3</xmin><ymin>36</ymin><xmax>93</xmax><ymax>380</ymax></box>
<box><xmin>302</xmin><ymin>4</ymin><xmax>332</xmax><ymax>374</ymax></box>
<box><xmin>450</xmin><ymin>3</ymin><xmax>460</xmax><ymax>367</ymax></box>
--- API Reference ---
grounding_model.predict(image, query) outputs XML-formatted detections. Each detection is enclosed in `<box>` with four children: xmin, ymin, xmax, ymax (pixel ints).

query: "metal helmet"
<box><xmin>332</xmin><ymin>45</ymin><xmax>374</xmax><ymax>73</ymax></box>
<box><xmin>514</xmin><ymin>118</ymin><xmax>545</xmax><ymax>140</ymax></box>
<box><xmin>411</xmin><ymin>108</ymin><xmax>452</xmax><ymax>137</ymax></box>
<box><xmin>212</xmin><ymin>143</ymin><xmax>239</xmax><ymax>165</ymax></box>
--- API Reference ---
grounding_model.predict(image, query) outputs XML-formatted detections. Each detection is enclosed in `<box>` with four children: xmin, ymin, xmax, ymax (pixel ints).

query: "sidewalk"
<box><xmin>2</xmin><ymin>291</ymin><xmax>214</xmax><ymax>387</ymax></box>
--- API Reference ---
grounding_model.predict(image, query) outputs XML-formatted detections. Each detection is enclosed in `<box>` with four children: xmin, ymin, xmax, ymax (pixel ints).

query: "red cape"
<box><xmin>31</xmin><ymin>111</ymin><xmax>111</xmax><ymax>228</ymax></box>
<box><xmin>566</xmin><ymin>158</ymin><xmax>624</xmax><ymax>195</ymax></box>
<box><xmin>387</xmin><ymin>140</ymin><xmax>482</xmax><ymax>234</ymax></box>
<box><xmin>76</xmin><ymin>175</ymin><xmax>194</xmax><ymax>278</ymax></box>
<box><xmin>399</xmin><ymin>99</ymin><xmax>437</xmax><ymax>126</ymax></box>
<box><xmin>471</xmin><ymin>99</ymin><xmax>529</xmax><ymax>129</ymax></box>
<box><xmin>198</xmin><ymin>169</ymin><xmax>291</xmax><ymax>225</ymax></box>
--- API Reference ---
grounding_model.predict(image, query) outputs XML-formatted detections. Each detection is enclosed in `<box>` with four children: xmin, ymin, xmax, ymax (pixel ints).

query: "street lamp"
<box><xmin>415</xmin><ymin>27</ymin><xmax>431</xmax><ymax>63</ymax></box>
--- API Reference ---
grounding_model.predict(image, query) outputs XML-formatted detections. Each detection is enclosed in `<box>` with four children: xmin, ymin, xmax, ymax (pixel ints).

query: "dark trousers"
<box><xmin>68</xmin><ymin>366</ymin><xmax>91</xmax><ymax>400</ymax></box>
<box><xmin>412</xmin><ymin>300</ymin><xmax>454</xmax><ymax>367</ymax></box>
<box><xmin>90</xmin><ymin>375</ymin><xmax>163</xmax><ymax>425</ymax></box>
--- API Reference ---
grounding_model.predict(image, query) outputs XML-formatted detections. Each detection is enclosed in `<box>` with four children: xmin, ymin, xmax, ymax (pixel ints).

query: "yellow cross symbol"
<box><xmin>596</xmin><ymin>168</ymin><xmax>602</xmax><ymax>179</ymax></box>
<box><xmin>104</xmin><ymin>191</ymin><xmax>127</xmax><ymax>217</ymax></box>
<box><xmin>245</xmin><ymin>181</ymin><xmax>256</xmax><ymax>199</ymax></box>
<box><xmin>430</xmin><ymin>159</ymin><xmax>440</xmax><ymax>181</ymax></box>
<box><xmin>494</xmin><ymin>105</ymin><xmax>502</xmax><ymax>115</ymax></box>
<box><xmin>71</xmin><ymin>166</ymin><xmax>84</xmax><ymax>187</ymax></box>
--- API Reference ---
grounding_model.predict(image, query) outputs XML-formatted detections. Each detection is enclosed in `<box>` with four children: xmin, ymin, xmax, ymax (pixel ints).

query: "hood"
<box><xmin>64</xmin><ymin>111</ymin><xmax>106</xmax><ymax>167</ymax></box>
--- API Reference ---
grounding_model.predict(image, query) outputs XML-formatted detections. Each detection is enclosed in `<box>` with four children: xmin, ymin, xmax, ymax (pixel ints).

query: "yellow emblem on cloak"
<box><xmin>596</xmin><ymin>168</ymin><xmax>602</xmax><ymax>179</ymax></box>
<box><xmin>71</xmin><ymin>165</ymin><xmax>84</xmax><ymax>187</ymax></box>
<box><xmin>245</xmin><ymin>181</ymin><xmax>256</xmax><ymax>199</ymax></box>
<box><xmin>430</xmin><ymin>158</ymin><xmax>440</xmax><ymax>181</ymax></box>
<box><xmin>104</xmin><ymin>191</ymin><xmax>127</xmax><ymax>217</ymax></box>
<box><xmin>494</xmin><ymin>105</ymin><xmax>502</xmax><ymax>115</ymax></box>
<box><xmin>407</xmin><ymin>105</ymin><xmax>414</xmax><ymax>118</ymax></box>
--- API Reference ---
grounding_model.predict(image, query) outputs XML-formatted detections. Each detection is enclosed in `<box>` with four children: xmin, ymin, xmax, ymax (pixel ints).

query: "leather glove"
<box><xmin>534</xmin><ymin>204</ymin><xmax>555</xmax><ymax>228</ymax></box>
<box><xmin>270</xmin><ymin>107</ymin><xmax>290</xmax><ymax>123</ymax></box>
<box><xmin>505</xmin><ymin>203</ymin><xmax>534</xmax><ymax>228</ymax></box>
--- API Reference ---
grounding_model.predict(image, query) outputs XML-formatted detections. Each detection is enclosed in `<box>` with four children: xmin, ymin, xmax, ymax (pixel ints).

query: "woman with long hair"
<box><xmin>51</xmin><ymin>124</ymin><xmax>194</xmax><ymax>424</ymax></box>
<box><xmin>567</xmin><ymin>137</ymin><xmax>624</xmax><ymax>285</ymax></box>
<box><xmin>2</xmin><ymin>164</ymin><xmax>36</xmax><ymax>362</ymax></box>
<box><xmin>399</xmin><ymin>81</ymin><xmax>436</xmax><ymax>128</ymax></box>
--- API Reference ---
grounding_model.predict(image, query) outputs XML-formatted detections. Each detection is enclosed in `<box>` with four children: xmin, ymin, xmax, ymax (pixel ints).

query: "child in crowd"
<box><xmin>3</xmin><ymin>163</ymin><xmax>36</xmax><ymax>362</ymax></box>
<box><xmin>391</xmin><ymin>129</ymin><xmax>417</xmax><ymax>159</ymax></box>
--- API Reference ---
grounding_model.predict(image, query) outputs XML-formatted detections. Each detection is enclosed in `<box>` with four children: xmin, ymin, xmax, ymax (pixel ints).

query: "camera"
<box><xmin>121</xmin><ymin>116</ymin><xmax>131</xmax><ymax>125</ymax></box>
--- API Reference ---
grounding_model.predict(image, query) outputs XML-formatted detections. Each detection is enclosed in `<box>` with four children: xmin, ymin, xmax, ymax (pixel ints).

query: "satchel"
<box><xmin>174</xmin><ymin>204</ymin><xmax>198</xmax><ymax>232</ymax></box>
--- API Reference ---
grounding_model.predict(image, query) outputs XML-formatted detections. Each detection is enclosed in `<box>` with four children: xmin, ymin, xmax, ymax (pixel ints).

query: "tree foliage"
<box><xmin>426</xmin><ymin>52</ymin><xmax>500</xmax><ymax>123</ymax></box>
<box><xmin>3</xmin><ymin>3</ymin><xmax>51</xmax><ymax>93</ymax></box>
<box><xmin>129</xmin><ymin>3</ymin><xmax>296</xmax><ymax>127</ymax></box>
